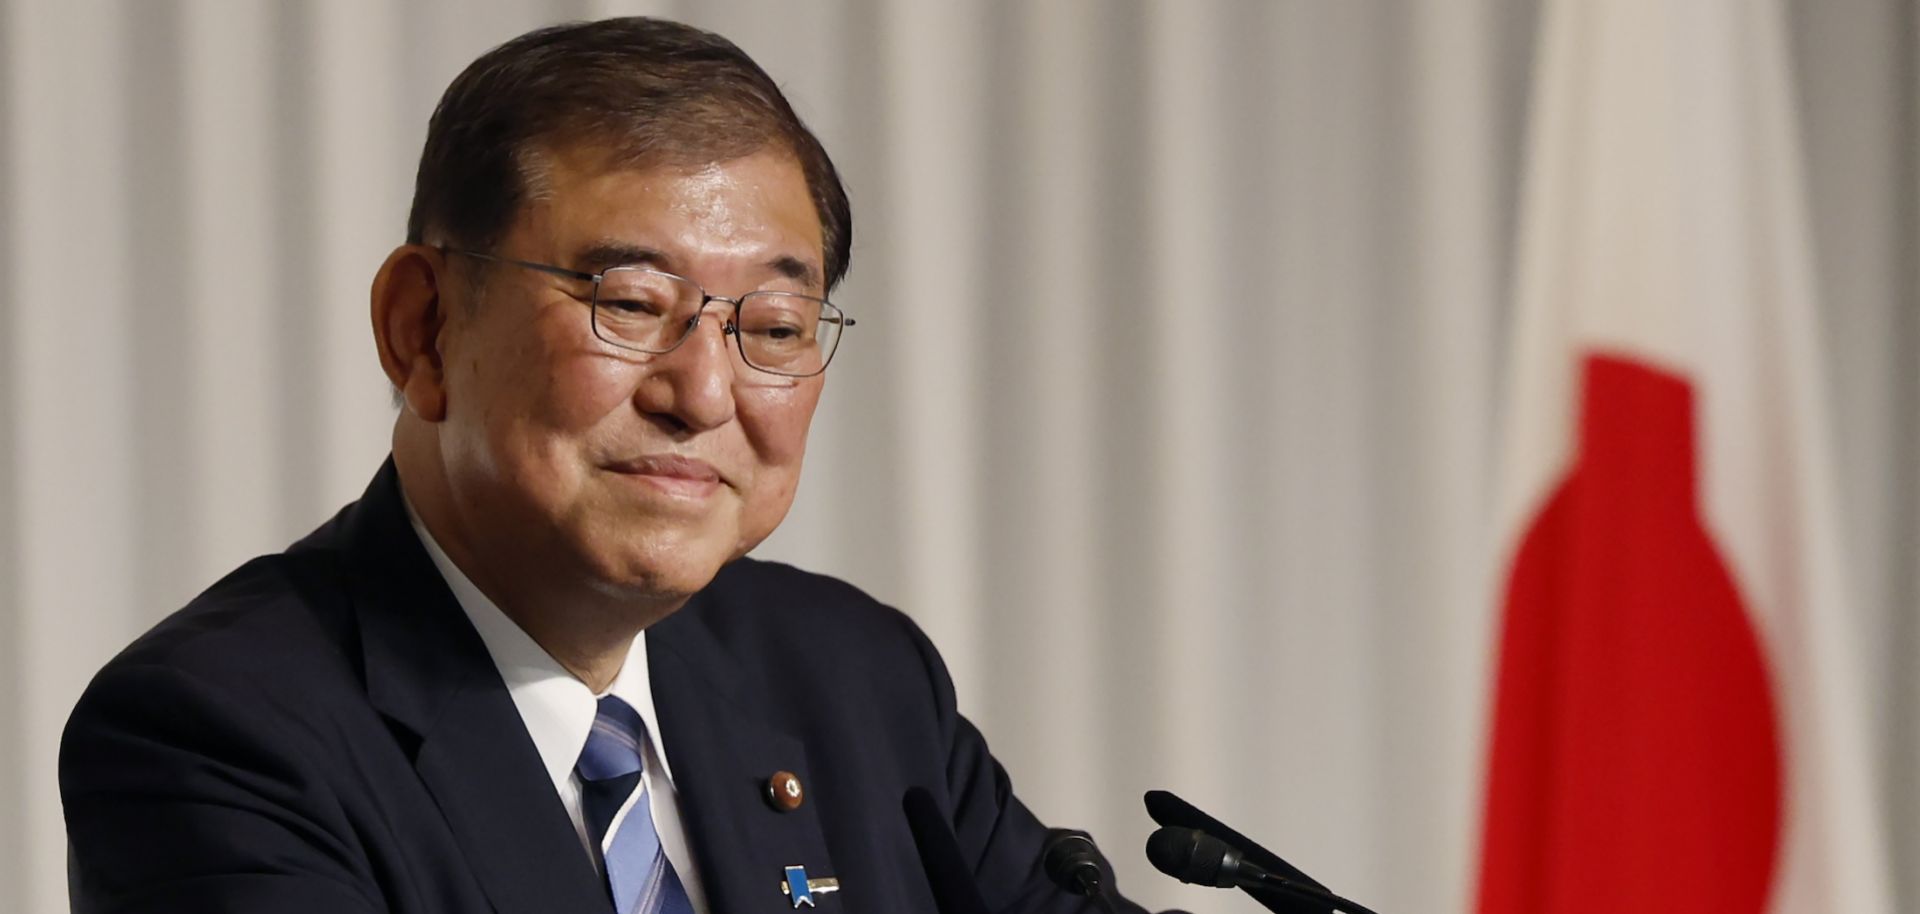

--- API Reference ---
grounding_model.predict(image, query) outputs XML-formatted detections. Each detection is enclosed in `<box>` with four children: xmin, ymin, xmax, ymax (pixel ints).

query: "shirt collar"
<box><xmin>400</xmin><ymin>492</ymin><xmax>677</xmax><ymax>796</ymax></box>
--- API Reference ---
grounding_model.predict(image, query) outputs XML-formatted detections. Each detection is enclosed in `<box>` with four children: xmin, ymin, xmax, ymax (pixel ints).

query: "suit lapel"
<box><xmin>345</xmin><ymin>462</ymin><xmax>611</xmax><ymax>914</ymax></box>
<box><xmin>408</xmin><ymin>685</ymin><xmax>612</xmax><ymax>914</ymax></box>
<box><xmin>649</xmin><ymin>602</ymin><xmax>840</xmax><ymax>914</ymax></box>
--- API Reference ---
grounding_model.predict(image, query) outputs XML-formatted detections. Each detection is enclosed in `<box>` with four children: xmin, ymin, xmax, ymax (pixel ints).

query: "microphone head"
<box><xmin>1145</xmin><ymin>826</ymin><xmax>1241</xmax><ymax>888</ymax></box>
<box><xmin>1143</xmin><ymin>789</ymin><xmax>1331</xmax><ymax>894</ymax></box>
<box><xmin>1040</xmin><ymin>829</ymin><xmax>1103</xmax><ymax>895</ymax></box>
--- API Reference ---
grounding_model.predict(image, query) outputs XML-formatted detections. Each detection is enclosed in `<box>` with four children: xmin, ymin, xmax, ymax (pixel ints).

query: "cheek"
<box><xmin>501</xmin><ymin>308</ymin><xmax>640</xmax><ymax>432</ymax></box>
<box><xmin>541</xmin><ymin>354</ymin><xmax>645</xmax><ymax>431</ymax></box>
<box><xmin>730</xmin><ymin>382</ymin><xmax>821</xmax><ymax>551</ymax></box>
<box><xmin>445</xmin><ymin>308</ymin><xmax>642</xmax><ymax>475</ymax></box>
<box><xmin>738</xmin><ymin>381</ymin><xmax>823</xmax><ymax>471</ymax></box>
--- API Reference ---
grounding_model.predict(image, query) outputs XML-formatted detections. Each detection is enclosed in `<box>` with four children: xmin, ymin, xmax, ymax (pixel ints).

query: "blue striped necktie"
<box><xmin>577</xmin><ymin>695</ymin><xmax>695</xmax><ymax>914</ymax></box>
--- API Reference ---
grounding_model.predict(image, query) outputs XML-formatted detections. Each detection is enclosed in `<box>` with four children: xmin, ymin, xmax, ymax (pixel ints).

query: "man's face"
<box><xmin>433</xmin><ymin>145</ymin><xmax>827</xmax><ymax>602</ymax></box>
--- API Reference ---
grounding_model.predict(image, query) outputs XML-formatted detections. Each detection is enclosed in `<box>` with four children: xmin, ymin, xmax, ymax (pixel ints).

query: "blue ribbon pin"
<box><xmin>785</xmin><ymin>865</ymin><xmax>815</xmax><ymax>908</ymax></box>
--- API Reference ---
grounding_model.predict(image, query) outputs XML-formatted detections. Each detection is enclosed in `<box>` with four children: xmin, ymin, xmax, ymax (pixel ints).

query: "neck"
<box><xmin>494</xmin><ymin>599</ymin><xmax>637</xmax><ymax>693</ymax></box>
<box><xmin>393</xmin><ymin>432</ymin><xmax>680</xmax><ymax>694</ymax></box>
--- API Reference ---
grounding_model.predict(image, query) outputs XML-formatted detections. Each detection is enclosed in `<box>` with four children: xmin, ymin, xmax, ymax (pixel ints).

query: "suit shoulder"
<box><xmin>677</xmin><ymin>559</ymin><xmax>965</xmax><ymax>752</ymax></box>
<box><xmin>691</xmin><ymin>553</ymin><xmax>952</xmax><ymax>687</ymax></box>
<box><xmin>706</xmin><ymin>556</ymin><xmax>918</xmax><ymax>629</ymax></box>
<box><xmin>80</xmin><ymin>547</ymin><xmax>359</xmax><ymax>717</ymax></box>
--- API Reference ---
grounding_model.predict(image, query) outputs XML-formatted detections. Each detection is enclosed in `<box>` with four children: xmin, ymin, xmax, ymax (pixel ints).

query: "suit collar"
<box><xmin>340</xmin><ymin>460</ymin><xmax>612</xmax><ymax>914</ymax></box>
<box><xmin>340</xmin><ymin>462</ymin><xmax>846</xmax><ymax>913</ymax></box>
<box><xmin>338</xmin><ymin>460</ymin><xmax>488</xmax><ymax>736</ymax></box>
<box><xmin>648</xmin><ymin>581</ymin><xmax>842</xmax><ymax>913</ymax></box>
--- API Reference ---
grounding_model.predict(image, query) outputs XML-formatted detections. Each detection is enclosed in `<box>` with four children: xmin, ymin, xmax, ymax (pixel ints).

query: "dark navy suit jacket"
<box><xmin>60</xmin><ymin>462</ymin><xmax>1146</xmax><ymax>914</ymax></box>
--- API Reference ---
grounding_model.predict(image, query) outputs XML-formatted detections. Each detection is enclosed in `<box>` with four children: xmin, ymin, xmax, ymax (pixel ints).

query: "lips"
<box><xmin>599</xmin><ymin>453</ymin><xmax>725</xmax><ymax>503</ymax></box>
<box><xmin>604</xmin><ymin>454</ymin><xmax>725</xmax><ymax>487</ymax></box>
<box><xmin>601</xmin><ymin>454</ymin><xmax>728</xmax><ymax>501</ymax></box>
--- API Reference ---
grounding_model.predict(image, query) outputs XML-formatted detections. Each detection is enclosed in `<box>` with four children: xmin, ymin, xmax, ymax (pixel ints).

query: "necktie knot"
<box><xmin>572</xmin><ymin>694</ymin><xmax>695</xmax><ymax>914</ymax></box>
<box><xmin>578</xmin><ymin>695</ymin><xmax>647</xmax><ymax>782</ymax></box>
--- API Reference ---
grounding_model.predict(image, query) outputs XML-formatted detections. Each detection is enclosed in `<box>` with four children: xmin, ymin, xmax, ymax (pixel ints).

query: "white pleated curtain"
<box><xmin>2</xmin><ymin>2</ymin><xmax>1913</xmax><ymax>913</ymax></box>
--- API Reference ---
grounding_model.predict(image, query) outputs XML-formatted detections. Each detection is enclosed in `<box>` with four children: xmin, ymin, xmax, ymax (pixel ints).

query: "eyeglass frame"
<box><xmin>442</xmin><ymin>247</ymin><xmax>854</xmax><ymax>378</ymax></box>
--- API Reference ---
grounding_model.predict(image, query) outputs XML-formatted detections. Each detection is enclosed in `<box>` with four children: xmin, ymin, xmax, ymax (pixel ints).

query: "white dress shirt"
<box><xmin>404</xmin><ymin>500</ymin><xmax>711</xmax><ymax>913</ymax></box>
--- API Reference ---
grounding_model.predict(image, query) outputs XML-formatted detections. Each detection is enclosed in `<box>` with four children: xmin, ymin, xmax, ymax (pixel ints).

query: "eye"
<box><xmin>737</xmin><ymin>296</ymin><xmax>819</xmax><ymax>345</ymax></box>
<box><xmin>596</xmin><ymin>269</ymin><xmax>694</xmax><ymax>320</ymax></box>
<box><xmin>755</xmin><ymin>322</ymin><xmax>807</xmax><ymax>341</ymax></box>
<box><xmin>598</xmin><ymin>295</ymin><xmax>670</xmax><ymax>317</ymax></box>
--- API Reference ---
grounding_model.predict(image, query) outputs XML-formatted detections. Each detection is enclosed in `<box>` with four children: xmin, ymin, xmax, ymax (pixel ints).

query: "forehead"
<box><xmin>513</xmin><ymin>143</ymin><xmax>825</xmax><ymax>284</ymax></box>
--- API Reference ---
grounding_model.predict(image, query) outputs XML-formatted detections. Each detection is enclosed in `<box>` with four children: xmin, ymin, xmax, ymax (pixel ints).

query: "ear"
<box><xmin>371</xmin><ymin>244</ymin><xmax>452</xmax><ymax>421</ymax></box>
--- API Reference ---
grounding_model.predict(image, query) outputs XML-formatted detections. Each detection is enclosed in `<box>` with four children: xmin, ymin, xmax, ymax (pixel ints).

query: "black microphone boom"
<box><xmin>1146</xmin><ymin>827</ymin><xmax>1381</xmax><ymax>914</ymax></box>
<box><xmin>1143</xmin><ymin>789</ymin><xmax>1330</xmax><ymax>893</ymax></box>
<box><xmin>1144</xmin><ymin>789</ymin><xmax>1338</xmax><ymax>914</ymax></box>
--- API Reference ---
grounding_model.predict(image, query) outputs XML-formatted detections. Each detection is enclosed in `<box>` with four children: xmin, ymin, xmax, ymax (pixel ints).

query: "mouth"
<box><xmin>601</xmin><ymin>454</ymin><xmax>726</xmax><ymax>498</ymax></box>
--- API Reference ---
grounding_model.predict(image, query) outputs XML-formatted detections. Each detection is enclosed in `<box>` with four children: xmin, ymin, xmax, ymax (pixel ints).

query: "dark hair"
<box><xmin>405</xmin><ymin>17</ymin><xmax>852</xmax><ymax>290</ymax></box>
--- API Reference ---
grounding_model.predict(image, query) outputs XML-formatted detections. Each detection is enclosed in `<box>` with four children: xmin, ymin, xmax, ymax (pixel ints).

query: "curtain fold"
<box><xmin>1</xmin><ymin>3</ymin><xmax>1910</xmax><ymax>913</ymax></box>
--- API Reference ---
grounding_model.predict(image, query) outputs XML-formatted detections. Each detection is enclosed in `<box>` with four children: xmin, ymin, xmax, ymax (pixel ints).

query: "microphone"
<box><xmin>1041</xmin><ymin>829</ymin><xmax>1121</xmax><ymax>914</ymax></box>
<box><xmin>1144</xmin><ymin>789</ymin><xmax>1330</xmax><ymax>894</ymax></box>
<box><xmin>1146</xmin><ymin>827</ymin><xmax>1381</xmax><ymax>914</ymax></box>
<box><xmin>902</xmin><ymin>787</ymin><xmax>992</xmax><ymax>914</ymax></box>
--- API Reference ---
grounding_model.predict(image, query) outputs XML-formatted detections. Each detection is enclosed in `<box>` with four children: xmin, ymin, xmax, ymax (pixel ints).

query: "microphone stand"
<box><xmin>1243</xmin><ymin>872</ymin><xmax>1381</xmax><ymax>914</ymax></box>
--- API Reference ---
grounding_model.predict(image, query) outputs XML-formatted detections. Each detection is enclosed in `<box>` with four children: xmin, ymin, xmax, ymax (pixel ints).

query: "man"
<box><xmin>59</xmin><ymin>17</ymin><xmax>1150</xmax><ymax>914</ymax></box>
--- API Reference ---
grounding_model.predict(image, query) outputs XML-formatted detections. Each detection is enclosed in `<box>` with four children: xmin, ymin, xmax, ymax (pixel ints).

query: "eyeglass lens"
<box><xmin>591</xmin><ymin>268</ymin><xmax>841</xmax><ymax>376</ymax></box>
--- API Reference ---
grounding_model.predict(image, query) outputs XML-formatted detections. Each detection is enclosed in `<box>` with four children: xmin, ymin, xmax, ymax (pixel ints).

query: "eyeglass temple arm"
<box><xmin>450</xmin><ymin>247</ymin><xmax>853</xmax><ymax>328</ymax></box>
<box><xmin>443</xmin><ymin>248</ymin><xmax>600</xmax><ymax>283</ymax></box>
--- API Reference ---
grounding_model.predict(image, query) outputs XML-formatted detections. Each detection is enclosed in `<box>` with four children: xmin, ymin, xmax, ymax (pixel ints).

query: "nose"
<box><xmin>630</xmin><ymin>307</ymin><xmax>737</xmax><ymax>433</ymax></box>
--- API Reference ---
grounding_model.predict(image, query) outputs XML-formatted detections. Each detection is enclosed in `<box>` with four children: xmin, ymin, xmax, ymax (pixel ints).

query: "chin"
<box><xmin>564</xmin><ymin>504</ymin><xmax>738</xmax><ymax>590</ymax></box>
<box><xmin>588</xmin><ymin>539</ymin><xmax>733</xmax><ymax>601</ymax></box>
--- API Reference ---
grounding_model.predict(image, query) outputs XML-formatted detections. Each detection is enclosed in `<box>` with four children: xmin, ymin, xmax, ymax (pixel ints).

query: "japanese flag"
<box><xmin>1475</xmin><ymin>1</ymin><xmax>1895</xmax><ymax>912</ymax></box>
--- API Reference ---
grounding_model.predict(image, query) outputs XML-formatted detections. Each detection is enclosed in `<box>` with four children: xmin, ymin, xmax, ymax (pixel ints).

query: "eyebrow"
<box><xmin>766</xmin><ymin>255</ymin><xmax>822</xmax><ymax>290</ymax></box>
<box><xmin>573</xmin><ymin>242</ymin><xmax>670</xmax><ymax>275</ymax></box>
<box><xmin>571</xmin><ymin>241</ymin><xmax>823</xmax><ymax>290</ymax></box>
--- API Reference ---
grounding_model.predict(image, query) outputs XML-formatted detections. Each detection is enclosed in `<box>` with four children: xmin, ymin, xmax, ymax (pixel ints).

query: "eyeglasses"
<box><xmin>445</xmin><ymin>248</ymin><xmax>853</xmax><ymax>377</ymax></box>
